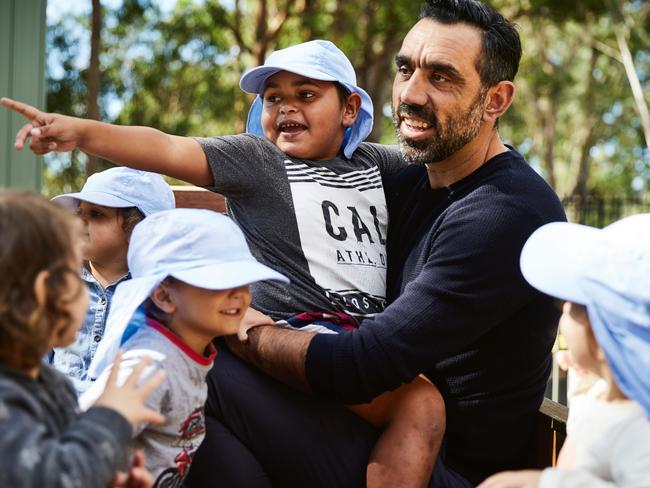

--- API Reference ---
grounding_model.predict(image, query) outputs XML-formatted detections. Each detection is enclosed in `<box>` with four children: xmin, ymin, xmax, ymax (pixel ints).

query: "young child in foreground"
<box><xmin>0</xmin><ymin>190</ymin><xmax>165</xmax><ymax>488</ymax></box>
<box><xmin>80</xmin><ymin>208</ymin><xmax>289</xmax><ymax>486</ymax></box>
<box><xmin>49</xmin><ymin>167</ymin><xmax>175</xmax><ymax>395</ymax></box>
<box><xmin>479</xmin><ymin>214</ymin><xmax>650</xmax><ymax>488</ymax></box>
<box><xmin>3</xmin><ymin>39</ymin><xmax>444</xmax><ymax>487</ymax></box>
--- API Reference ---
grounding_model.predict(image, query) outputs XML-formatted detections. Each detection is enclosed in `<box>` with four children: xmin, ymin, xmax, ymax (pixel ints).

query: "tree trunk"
<box><xmin>86</xmin><ymin>0</ymin><xmax>102</xmax><ymax>177</ymax></box>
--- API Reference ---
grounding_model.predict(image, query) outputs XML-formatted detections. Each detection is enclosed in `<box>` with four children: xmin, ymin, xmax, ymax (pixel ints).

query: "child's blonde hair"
<box><xmin>0</xmin><ymin>191</ymin><xmax>83</xmax><ymax>369</ymax></box>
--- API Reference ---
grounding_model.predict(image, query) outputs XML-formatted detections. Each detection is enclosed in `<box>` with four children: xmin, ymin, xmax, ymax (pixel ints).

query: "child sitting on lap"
<box><xmin>0</xmin><ymin>190</ymin><xmax>165</xmax><ymax>487</ymax></box>
<box><xmin>479</xmin><ymin>214</ymin><xmax>650</xmax><ymax>488</ymax></box>
<box><xmin>49</xmin><ymin>167</ymin><xmax>175</xmax><ymax>395</ymax></box>
<box><xmin>80</xmin><ymin>208</ymin><xmax>289</xmax><ymax>486</ymax></box>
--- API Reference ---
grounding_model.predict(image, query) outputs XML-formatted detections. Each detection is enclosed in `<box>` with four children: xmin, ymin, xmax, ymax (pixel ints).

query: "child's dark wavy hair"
<box><xmin>0</xmin><ymin>191</ymin><xmax>83</xmax><ymax>370</ymax></box>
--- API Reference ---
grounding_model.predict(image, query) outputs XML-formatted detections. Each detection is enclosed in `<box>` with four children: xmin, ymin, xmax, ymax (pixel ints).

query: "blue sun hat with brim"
<box><xmin>240</xmin><ymin>40</ymin><xmax>373</xmax><ymax>159</ymax></box>
<box><xmin>520</xmin><ymin>214</ymin><xmax>650</xmax><ymax>418</ymax></box>
<box><xmin>88</xmin><ymin>208</ymin><xmax>289</xmax><ymax>378</ymax></box>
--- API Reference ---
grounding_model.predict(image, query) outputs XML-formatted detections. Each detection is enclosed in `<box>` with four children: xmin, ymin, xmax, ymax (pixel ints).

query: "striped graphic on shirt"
<box><xmin>284</xmin><ymin>160</ymin><xmax>383</xmax><ymax>191</ymax></box>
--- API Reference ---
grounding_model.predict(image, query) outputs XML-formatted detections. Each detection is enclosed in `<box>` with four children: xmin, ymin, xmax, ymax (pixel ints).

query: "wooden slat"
<box><xmin>171</xmin><ymin>185</ymin><xmax>226</xmax><ymax>213</ymax></box>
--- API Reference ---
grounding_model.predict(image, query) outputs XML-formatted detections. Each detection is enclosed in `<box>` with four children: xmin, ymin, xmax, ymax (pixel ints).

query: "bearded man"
<box><xmin>189</xmin><ymin>1</ymin><xmax>566</xmax><ymax>487</ymax></box>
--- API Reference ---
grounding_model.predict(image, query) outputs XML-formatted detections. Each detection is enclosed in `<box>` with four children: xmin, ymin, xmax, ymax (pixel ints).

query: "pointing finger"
<box><xmin>1</xmin><ymin>97</ymin><xmax>43</xmax><ymax>121</ymax></box>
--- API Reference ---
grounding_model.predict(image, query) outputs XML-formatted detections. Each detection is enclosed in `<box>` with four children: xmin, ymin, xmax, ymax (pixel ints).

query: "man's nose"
<box><xmin>399</xmin><ymin>72</ymin><xmax>428</xmax><ymax>107</ymax></box>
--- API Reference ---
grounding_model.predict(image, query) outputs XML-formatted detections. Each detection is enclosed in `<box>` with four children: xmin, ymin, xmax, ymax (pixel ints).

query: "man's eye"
<box><xmin>431</xmin><ymin>74</ymin><xmax>448</xmax><ymax>83</ymax></box>
<box><xmin>397</xmin><ymin>66</ymin><xmax>412</xmax><ymax>77</ymax></box>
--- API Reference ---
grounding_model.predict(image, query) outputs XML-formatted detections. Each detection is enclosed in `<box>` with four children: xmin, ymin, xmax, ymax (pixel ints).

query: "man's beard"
<box><xmin>392</xmin><ymin>89</ymin><xmax>487</xmax><ymax>165</ymax></box>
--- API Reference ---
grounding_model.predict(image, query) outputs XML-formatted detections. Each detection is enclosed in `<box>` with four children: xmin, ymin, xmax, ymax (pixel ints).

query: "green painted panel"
<box><xmin>0</xmin><ymin>0</ymin><xmax>45</xmax><ymax>191</ymax></box>
<box><xmin>0</xmin><ymin>1</ymin><xmax>13</xmax><ymax>187</ymax></box>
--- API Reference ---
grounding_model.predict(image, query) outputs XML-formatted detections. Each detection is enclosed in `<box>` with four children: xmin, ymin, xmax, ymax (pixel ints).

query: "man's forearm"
<box><xmin>227</xmin><ymin>325</ymin><xmax>316</xmax><ymax>392</ymax></box>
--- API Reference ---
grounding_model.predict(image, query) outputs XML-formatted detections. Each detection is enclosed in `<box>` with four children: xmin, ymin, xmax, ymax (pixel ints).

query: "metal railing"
<box><xmin>562</xmin><ymin>195</ymin><xmax>650</xmax><ymax>227</ymax></box>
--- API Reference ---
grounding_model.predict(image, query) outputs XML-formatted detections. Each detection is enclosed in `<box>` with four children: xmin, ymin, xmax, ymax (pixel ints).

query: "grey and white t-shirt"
<box><xmin>80</xmin><ymin>319</ymin><xmax>216</xmax><ymax>485</ymax></box>
<box><xmin>198</xmin><ymin>134</ymin><xmax>404</xmax><ymax>321</ymax></box>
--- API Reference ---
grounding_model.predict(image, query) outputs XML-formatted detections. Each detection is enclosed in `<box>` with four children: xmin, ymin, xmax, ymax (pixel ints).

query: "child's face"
<box><xmin>76</xmin><ymin>201</ymin><xmax>130</xmax><ymax>265</ymax></box>
<box><xmin>167</xmin><ymin>281</ymin><xmax>252</xmax><ymax>337</ymax></box>
<box><xmin>261</xmin><ymin>72</ymin><xmax>354</xmax><ymax>160</ymax></box>
<box><xmin>559</xmin><ymin>301</ymin><xmax>600</xmax><ymax>375</ymax></box>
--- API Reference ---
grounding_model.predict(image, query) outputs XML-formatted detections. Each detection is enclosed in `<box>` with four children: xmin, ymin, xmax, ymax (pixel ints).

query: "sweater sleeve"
<box><xmin>306</xmin><ymin>192</ymin><xmax>547</xmax><ymax>403</ymax></box>
<box><xmin>0</xmin><ymin>391</ymin><xmax>131</xmax><ymax>488</ymax></box>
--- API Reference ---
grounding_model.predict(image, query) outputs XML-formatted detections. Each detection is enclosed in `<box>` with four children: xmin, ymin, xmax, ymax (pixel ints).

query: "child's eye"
<box><xmin>300</xmin><ymin>91</ymin><xmax>315</xmax><ymax>100</ymax></box>
<box><xmin>264</xmin><ymin>94</ymin><xmax>280</xmax><ymax>104</ymax></box>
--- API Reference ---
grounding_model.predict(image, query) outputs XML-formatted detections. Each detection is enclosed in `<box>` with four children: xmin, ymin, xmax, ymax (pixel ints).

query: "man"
<box><xmin>190</xmin><ymin>0</ymin><xmax>566</xmax><ymax>486</ymax></box>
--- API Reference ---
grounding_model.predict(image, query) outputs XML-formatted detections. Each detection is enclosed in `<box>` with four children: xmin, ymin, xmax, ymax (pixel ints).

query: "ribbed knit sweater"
<box><xmin>306</xmin><ymin>149</ymin><xmax>566</xmax><ymax>484</ymax></box>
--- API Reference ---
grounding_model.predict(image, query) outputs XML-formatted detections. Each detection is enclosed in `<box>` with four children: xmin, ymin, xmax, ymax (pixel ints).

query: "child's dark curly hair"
<box><xmin>0</xmin><ymin>191</ymin><xmax>83</xmax><ymax>370</ymax></box>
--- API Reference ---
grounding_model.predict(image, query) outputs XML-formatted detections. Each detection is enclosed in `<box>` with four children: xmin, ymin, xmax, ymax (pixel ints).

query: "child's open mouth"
<box><xmin>220</xmin><ymin>308</ymin><xmax>242</xmax><ymax>316</ymax></box>
<box><xmin>278</xmin><ymin>121</ymin><xmax>307</xmax><ymax>134</ymax></box>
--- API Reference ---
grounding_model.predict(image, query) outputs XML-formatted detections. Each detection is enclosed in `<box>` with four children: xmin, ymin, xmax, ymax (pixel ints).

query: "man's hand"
<box><xmin>94</xmin><ymin>352</ymin><xmax>166</xmax><ymax>426</ymax></box>
<box><xmin>237</xmin><ymin>307</ymin><xmax>275</xmax><ymax>342</ymax></box>
<box><xmin>476</xmin><ymin>470</ymin><xmax>542</xmax><ymax>488</ymax></box>
<box><xmin>110</xmin><ymin>450</ymin><xmax>154</xmax><ymax>488</ymax></box>
<box><xmin>1</xmin><ymin>97</ymin><xmax>87</xmax><ymax>155</ymax></box>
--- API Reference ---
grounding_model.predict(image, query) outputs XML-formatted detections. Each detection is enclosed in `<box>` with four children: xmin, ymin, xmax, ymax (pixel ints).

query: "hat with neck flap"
<box><xmin>240</xmin><ymin>40</ymin><xmax>374</xmax><ymax>159</ymax></box>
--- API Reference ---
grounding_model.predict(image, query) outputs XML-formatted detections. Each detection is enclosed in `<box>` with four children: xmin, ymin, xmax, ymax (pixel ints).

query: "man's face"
<box><xmin>392</xmin><ymin>19</ymin><xmax>488</xmax><ymax>165</ymax></box>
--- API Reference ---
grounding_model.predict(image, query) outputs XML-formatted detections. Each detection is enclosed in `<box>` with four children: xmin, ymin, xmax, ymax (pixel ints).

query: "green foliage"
<box><xmin>44</xmin><ymin>0</ymin><xmax>649</xmax><ymax>202</ymax></box>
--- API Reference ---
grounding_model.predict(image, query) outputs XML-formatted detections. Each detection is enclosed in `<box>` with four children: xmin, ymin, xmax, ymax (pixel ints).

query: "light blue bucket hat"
<box><xmin>240</xmin><ymin>40</ymin><xmax>374</xmax><ymax>159</ymax></box>
<box><xmin>520</xmin><ymin>214</ymin><xmax>650</xmax><ymax>418</ymax></box>
<box><xmin>88</xmin><ymin>208</ymin><xmax>289</xmax><ymax>378</ymax></box>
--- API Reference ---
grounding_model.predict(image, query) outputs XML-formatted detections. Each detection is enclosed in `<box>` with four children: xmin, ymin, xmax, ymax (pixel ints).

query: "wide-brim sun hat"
<box><xmin>53</xmin><ymin>167</ymin><xmax>175</xmax><ymax>216</ymax></box>
<box><xmin>240</xmin><ymin>40</ymin><xmax>374</xmax><ymax>159</ymax></box>
<box><xmin>520</xmin><ymin>214</ymin><xmax>650</xmax><ymax>417</ymax></box>
<box><xmin>88</xmin><ymin>208</ymin><xmax>288</xmax><ymax>377</ymax></box>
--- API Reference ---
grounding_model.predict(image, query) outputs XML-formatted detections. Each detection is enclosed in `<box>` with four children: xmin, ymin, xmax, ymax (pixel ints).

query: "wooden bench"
<box><xmin>533</xmin><ymin>398</ymin><xmax>568</xmax><ymax>468</ymax></box>
<box><xmin>171</xmin><ymin>185</ymin><xmax>226</xmax><ymax>213</ymax></box>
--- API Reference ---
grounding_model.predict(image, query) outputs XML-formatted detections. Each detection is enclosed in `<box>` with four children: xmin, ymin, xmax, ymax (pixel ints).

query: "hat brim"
<box><xmin>53</xmin><ymin>192</ymin><xmax>138</xmax><ymax>210</ymax></box>
<box><xmin>520</xmin><ymin>222</ymin><xmax>604</xmax><ymax>305</ymax></box>
<box><xmin>88</xmin><ymin>261</ymin><xmax>288</xmax><ymax>378</ymax></box>
<box><xmin>240</xmin><ymin>65</ymin><xmax>339</xmax><ymax>94</ymax></box>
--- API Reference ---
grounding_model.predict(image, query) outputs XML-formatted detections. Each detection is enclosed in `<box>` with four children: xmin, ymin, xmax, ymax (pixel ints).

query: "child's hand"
<box><xmin>94</xmin><ymin>352</ymin><xmax>166</xmax><ymax>426</ymax></box>
<box><xmin>1</xmin><ymin>97</ymin><xmax>86</xmax><ymax>154</ymax></box>
<box><xmin>110</xmin><ymin>450</ymin><xmax>153</xmax><ymax>488</ymax></box>
<box><xmin>476</xmin><ymin>470</ymin><xmax>542</xmax><ymax>488</ymax></box>
<box><xmin>237</xmin><ymin>307</ymin><xmax>275</xmax><ymax>342</ymax></box>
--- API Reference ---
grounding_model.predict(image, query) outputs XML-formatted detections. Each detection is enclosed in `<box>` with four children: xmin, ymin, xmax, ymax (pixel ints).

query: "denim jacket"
<box><xmin>49</xmin><ymin>266</ymin><xmax>132</xmax><ymax>395</ymax></box>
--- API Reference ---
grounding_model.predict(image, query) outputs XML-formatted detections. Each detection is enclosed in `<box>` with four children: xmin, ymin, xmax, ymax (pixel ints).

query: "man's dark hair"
<box><xmin>419</xmin><ymin>0</ymin><xmax>522</xmax><ymax>88</ymax></box>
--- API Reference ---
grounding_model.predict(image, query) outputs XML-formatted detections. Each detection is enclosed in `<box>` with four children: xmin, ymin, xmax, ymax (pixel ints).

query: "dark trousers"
<box><xmin>186</xmin><ymin>343</ymin><xmax>473</xmax><ymax>488</ymax></box>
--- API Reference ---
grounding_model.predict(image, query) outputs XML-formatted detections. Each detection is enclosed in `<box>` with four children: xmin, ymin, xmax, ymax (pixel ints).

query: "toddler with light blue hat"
<box><xmin>480</xmin><ymin>214</ymin><xmax>650</xmax><ymax>488</ymax></box>
<box><xmin>49</xmin><ymin>167</ymin><xmax>176</xmax><ymax>395</ymax></box>
<box><xmin>82</xmin><ymin>208</ymin><xmax>288</xmax><ymax>485</ymax></box>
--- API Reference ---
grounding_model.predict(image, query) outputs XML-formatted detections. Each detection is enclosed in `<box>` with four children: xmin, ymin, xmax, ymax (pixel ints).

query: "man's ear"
<box><xmin>342</xmin><ymin>92</ymin><xmax>361</xmax><ymax>128</ymax></box>
<box><xmin>33</xmin><ymin>270</ymin><xmax>50</xmax><ymax>306</ymax></box>
<box><xmin>150</xmin><ymin>283</ymin><xmax>176</xmax><ymax>314</ymax></box>
<box><xmin>482</xmin><ymin>80</ymin><xmax>515</xmax><ymax>124</ymax></box>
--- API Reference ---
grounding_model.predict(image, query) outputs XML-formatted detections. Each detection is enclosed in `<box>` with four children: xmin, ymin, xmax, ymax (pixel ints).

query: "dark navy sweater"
<box><xmin>306</xmin><ymin>149</ymin><xmax>566</xmax><ymax>484</ymax></box>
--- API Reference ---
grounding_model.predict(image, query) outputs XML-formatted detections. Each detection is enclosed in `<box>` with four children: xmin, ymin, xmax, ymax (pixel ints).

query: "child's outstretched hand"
<box><xmin>476</xmin><ymin>470</ymin><xmax>541</xmax><ymax>488</ymax></box>
<box><xmin>110</xmin><ymin>450</ymin><xmax>153</xmax><ymax>488</ymax></box>
<box><xmin>94</xmin><ymin>352</ymin><xmax>166</xmax><ymax>426</ymax></box>
<box><xmin>1</xmin><ymin>97</ymin><xmax>85</xmax><ymax>154</ymax></box>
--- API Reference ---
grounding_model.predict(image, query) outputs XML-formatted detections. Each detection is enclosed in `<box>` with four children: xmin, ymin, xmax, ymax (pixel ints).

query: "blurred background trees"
<box><xmin>44</xmin><ymin>0</ymin><xmax>649</xmax><ymax>223</ymax></box>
